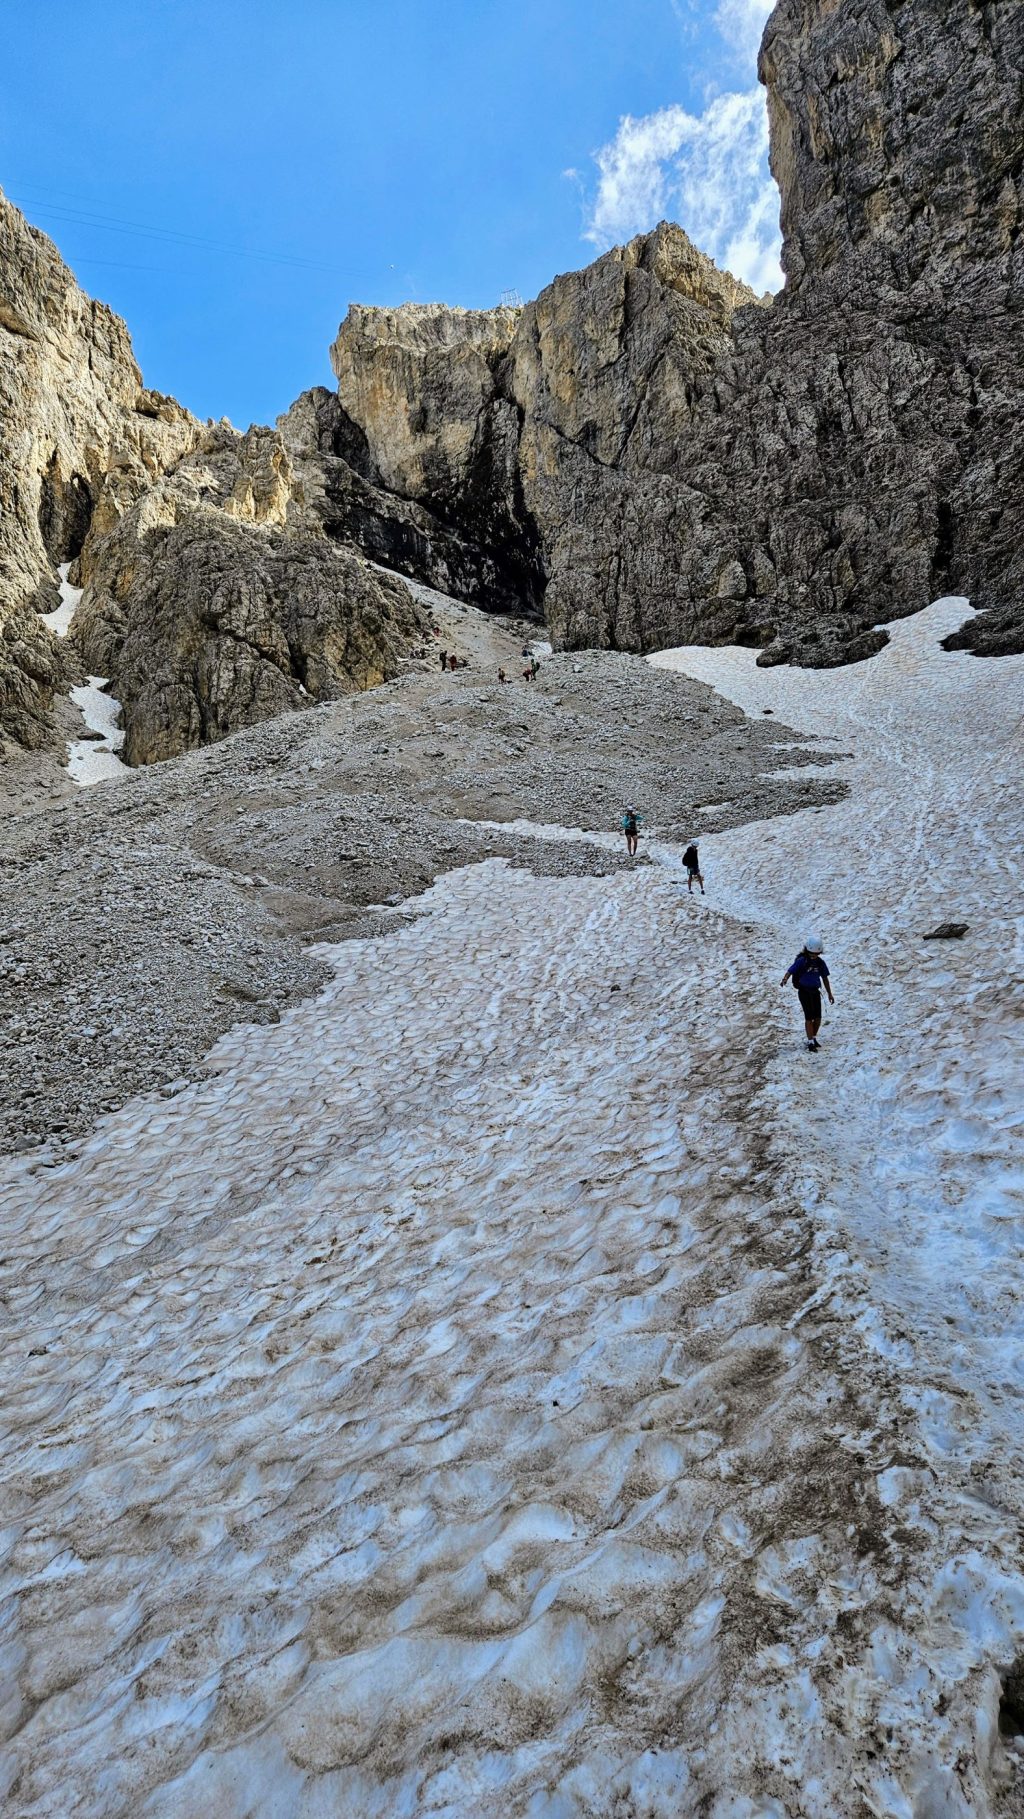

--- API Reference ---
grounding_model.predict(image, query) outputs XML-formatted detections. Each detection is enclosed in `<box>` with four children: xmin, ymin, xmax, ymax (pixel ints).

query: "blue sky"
<box><xmin>3</xmin><ymin>0</ymin><xmax>777</xmax><ymax>427</ymax></box>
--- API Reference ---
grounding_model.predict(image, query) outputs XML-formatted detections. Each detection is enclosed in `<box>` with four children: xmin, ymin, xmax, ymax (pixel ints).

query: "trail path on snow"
<box><xmin>1</xmin><ymin>600</ymin><xmax>1023</xmax><ymax>1817</ymax></box>
<box><xmin>655</xmin><ymin>598</ymin><xmax>1024</xmax><ymax>1811</ymax></box>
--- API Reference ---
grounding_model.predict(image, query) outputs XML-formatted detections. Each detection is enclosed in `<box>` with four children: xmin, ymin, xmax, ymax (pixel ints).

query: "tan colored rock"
<box><xmin>0</xmin><ymin>186</ymin><xmax>198</xmax><ymax>747</ymax></box>
<box><xmin>75</xmin><ymin>422</ymin><xmax>429</xmax><ymax>765</ymax></box>
<box><xmin>323</xmin><ymin>0</ymin><xmax>1024</xmax><ymax>664</ymax></box>
<box><xmin>330</xmin><ymin>304</ymin><xmax>520</xmax><ymax>501</ymax></box>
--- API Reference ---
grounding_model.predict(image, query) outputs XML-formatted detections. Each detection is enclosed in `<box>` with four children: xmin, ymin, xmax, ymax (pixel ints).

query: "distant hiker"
<box><xmin>781</xmin><ymin>936</ymin><xmax>835</xmax><ymax>1052</ymax></box>
<box><xmin>682</xmin><ymin>842</ymin><xmax>705</xmax><ymax>895</ymax></box>
<box><xmin>530</xmin><ymin>656</ymin><xmax>540</xmax><ymax>680</ymax></box>
<box><xmin>498</xmin><ymin>666</ymin><xmax>507</xmax><ymax>684</ymax></box>
<box><xmin>522</xmin><ymin>664</ymin><xmax>534</xmax><ymax>683</ymax></box>
<box><xmin>521</xmin><ymin>643</ymin><xmax>532</xmax><ymax>659</ymax></box>
<box><xmin>449</xmin><ymin>652</ymin><xmax>458</xmax><ymax>672</ymax></box>
<box><xmin>439</xmin><ymin>648</ymin><xmax>448</xmax><ymax>672</ymax></box>
<box><xmin>622</xmin><ymin>806</ymin><xmax>641</xmax><ymax>857</ymax></box>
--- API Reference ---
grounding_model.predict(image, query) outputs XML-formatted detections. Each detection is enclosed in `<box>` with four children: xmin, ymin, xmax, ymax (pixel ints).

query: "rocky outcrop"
<box><xmin>323</xmin><ymin>0</ymin><xmax>1024</xmax><ymax>665</ymax></box>
<box><xmin>277</xmin><ymin>385</ymin><xmax>542</xmax><ymax>615</ymax></box>
<box><xmin>5</xmin><ymin>0</ymin><xmax>1021</xmax><ymax>766</ymax></box>
<box><xmin>322</xmin><ymin>302</ymin><xmax>545</xmax><ymax>615</ymax></box>
<box><xmin>0</xmin><ymin>188</ymin><xmax>429</xmax><ymax>763</ymax></box>
<box><xmin>0</xmin><ymin>187</ymin><xmax>198</xmax><ymax>746</ymax></box>
<box><xmin>74</xmin><ymin>422</ymin><xmax>429</xmax><ymax>765</ymax></box>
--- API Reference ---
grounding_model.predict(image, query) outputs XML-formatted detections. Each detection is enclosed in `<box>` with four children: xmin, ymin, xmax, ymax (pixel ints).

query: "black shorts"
<box><xmin>798</xmin><ymin>986</ymin><xmax>822</xmax><ymax>1020</ymax></box>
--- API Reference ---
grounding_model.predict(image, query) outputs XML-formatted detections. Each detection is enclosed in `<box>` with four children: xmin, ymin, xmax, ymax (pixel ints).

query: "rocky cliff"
<box><xmin>325</xmin><ymin>0</ymin><xmax>1024</xmax><ymax>665</ymax></box>
<box><xmin>0</xmin><ymin>187</ymin><xmax>198</xmax><ymax>747</ymax></box>
<box><xmin>74</xmin><ymin>420</ymin><xmax>430</xmax><ymax>765</ymax></box>
<box><xmin>2</xmin><ymin>0</ymin><xmax>1021</xmax><ymax>766</ymax></box>
<box><xmin>0</xmin><ymin>187</ymin><xmax>432</xmax><ymax>761</ymax></box>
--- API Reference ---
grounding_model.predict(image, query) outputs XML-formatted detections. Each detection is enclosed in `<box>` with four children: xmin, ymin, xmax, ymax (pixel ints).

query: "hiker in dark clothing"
<box><xmin>439</xmin><ymin>649</ymin><xmax>448</xmax><ymax>672</ymax></box>
<box><xmin>682</xmin><ymin>842</ymin><xmax>704</xmax><ymax>895</ymax></box>
<box><xmin>622</xmin><ymin>806</ymin><xmax>641</xmax><ymax>857</ymax></box>
<box><xmin>781</xmin><ymin>937</ymin><xmax>835</xmax><ymax>1051</ymax></box>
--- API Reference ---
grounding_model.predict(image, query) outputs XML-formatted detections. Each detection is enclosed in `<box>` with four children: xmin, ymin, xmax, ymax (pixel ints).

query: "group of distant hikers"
<box><xmin>620</xmin><ymin>807</ymin><xmax>835</xmax><ymax>1054</ymax></box>
<box><xmin>441</xmin><ymin>645</ymin><xmax>540</xmax><ymax>685</ymax></box>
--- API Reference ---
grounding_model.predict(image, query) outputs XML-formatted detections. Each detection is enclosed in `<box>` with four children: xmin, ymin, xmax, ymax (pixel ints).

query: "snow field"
<box><xmin>67</xmin><ymin>676</ymin><xmax>128</xmax><ymax>785</ymax></box>
<box><xmin>2</xmin><ymin>596</ymin><xmax>1022</xmax><ymax>1814</ymax></box>
<box><xmin>654</xmin><ymin>598</ymin><xmax>1024</xmax><ymax>1810</ymax></box>
<box><xmin>39</xmin><ymin>562</ymin><xmax>83</xmax><ymax>639</ymax></box>
<box><xmin>38</xmin><ymin>563</ymin><xmax>128</xmax><ymax>784</ymax></box>
<box><xmin>1</xmin><ymin>857</ymin><xmax>902</xmax><ymax>1816</ymax></box>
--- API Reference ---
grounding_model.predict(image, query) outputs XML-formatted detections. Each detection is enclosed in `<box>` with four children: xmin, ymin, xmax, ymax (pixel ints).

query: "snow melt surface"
<box><xmin>67</xmin><ymin>675</ymin><xmax>128</xmax><ymax>786</ymax></box>
<box><xmin>39</xmin><ymin>561</ymin><xmax>83</xmax><ymax>639</ymax></box>
<box><xmin>2</xmin><ymin>599</ymin><xmax>1024</xmax><ymax>1815</ymax></box>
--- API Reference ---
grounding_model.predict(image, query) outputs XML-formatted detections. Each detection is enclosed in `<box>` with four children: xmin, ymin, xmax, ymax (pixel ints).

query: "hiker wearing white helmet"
<box><xmin>780</xmin><ymin>936</ymin><xmax>835</xmax><ymax>1051</ymax></box>
<box><xmin>621</xmin><ymin>806</ymin><xmax>641</xmax><ymax>858</ymax></box>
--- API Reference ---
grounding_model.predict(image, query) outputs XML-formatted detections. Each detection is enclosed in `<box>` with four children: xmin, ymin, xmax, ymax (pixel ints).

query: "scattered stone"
<box><xmin>0</xmin><ymin>620</ymin><xmax>842</xmax><ymax>1155</ymax></box>
<box><xmin>923</xmin><ymin>923</ymin><xmax>969</xmax><ymax>940</ymax></box>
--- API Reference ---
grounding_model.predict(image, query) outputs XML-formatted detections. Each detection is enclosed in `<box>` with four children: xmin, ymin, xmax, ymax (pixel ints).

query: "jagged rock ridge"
<box><xmin>0</xmin><ymin>190</ymin><xmax>197</xmax><ymax>746</ymax></box>
<box><xmin>326</xmin><ymin>0</ymin><xmax>1024</xmax><ymax>666</ymax></box>
<box><xmin>1</xmin><ymin>0</ymin><xmax>1022</xmax><ymax>764</ymax></box>
<box><xmin>0</xmin><ymin>188</ymin><xmax>433</xmax><ymax>762</ymax></box>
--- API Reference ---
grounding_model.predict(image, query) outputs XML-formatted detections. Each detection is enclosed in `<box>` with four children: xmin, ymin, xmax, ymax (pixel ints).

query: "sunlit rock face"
<box><xmin>3</xmin><ymin>0</ymin><xmax>1021</xmax><ymax>760</ymax></box>
<box><xmin>0</xmin><ymin>193</ymin><xmax>427</xmax><ymax>761</ymax></box>
<box><xmin>0</xmin><ymin>187</ymin><xmax>198</xmax><ymax>749</ymax></box>
<box><xmin>74</xmin><ymin>421</ymin><xmax>429</xmax><ymax>766</ymax></box>
<box><xmin>326</xmin><ymin>0</ymin><xmax>1024</xmax><ymax>665</ymax></box>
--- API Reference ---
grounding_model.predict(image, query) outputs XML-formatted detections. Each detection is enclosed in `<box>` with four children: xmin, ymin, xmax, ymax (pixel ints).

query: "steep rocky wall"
<box><xmin>325</xmin><ymin>0</ymin><xmax>1024</xmax><ymax>665</ymax></box>
<box><xmin>0</xmin><ymin>188</ymin><xmax>198</xmax><ymax>747</ymax></box>
<box><xmin>763</xmin><ymin>0</ymin><xmax>1023</xmax><ymax>308</ymax></box>
<box><xmin>5</xmin><ymin>0</ymin><xmax>1021</xmax><ymax>767</ymax></box>
<box><xmin>327</xmin><ymin>306</ymin><xmax>545</xmax><ymax>615</ymax></box>
<box><xmin>74</xmin><ymin>422</ymin><xmax>429</xmax><ymax>765</ymax></box>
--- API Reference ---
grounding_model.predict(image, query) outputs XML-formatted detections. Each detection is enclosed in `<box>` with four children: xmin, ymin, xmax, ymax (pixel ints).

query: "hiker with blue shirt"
<box><xmin>622</xmin><ymin>806</ymin><xmax>642</xmax><ymax>857</ymax></box>
<box><xmin>781</xmin><ymin>936</ymin><xmax>835</xmax><ymax>1051</ymax></box>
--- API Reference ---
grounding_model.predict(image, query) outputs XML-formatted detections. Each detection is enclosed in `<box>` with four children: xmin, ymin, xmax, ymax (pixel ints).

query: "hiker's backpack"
<box><xmin>792</xmin><ymin>953</ymin><xmax>821</xmax><ymax>989</ymax></box>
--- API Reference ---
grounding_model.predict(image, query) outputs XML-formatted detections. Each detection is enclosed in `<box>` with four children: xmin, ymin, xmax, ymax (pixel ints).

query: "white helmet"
<box><xmin>804</xmin><ymin>935</ymin><xmax>824</xmax><ymax>953</ymax></box>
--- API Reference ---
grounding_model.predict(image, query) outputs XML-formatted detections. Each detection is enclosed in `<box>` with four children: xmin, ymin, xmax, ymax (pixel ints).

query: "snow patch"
<box><xmin>40</xmin><ymin>562</ymin><xmax>83</xmax><ymax>639</ymax></box>
<box><xmin>67</xmin><ymin>676</ymin><xmax>128</xmax><ymax>786</ymax></box>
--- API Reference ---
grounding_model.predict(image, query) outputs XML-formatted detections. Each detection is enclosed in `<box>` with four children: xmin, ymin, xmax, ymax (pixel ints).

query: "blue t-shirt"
<box><xmin>787</xmin><ymin>952</ymin><xmax>830</xmax><ymax>991</ymax></box>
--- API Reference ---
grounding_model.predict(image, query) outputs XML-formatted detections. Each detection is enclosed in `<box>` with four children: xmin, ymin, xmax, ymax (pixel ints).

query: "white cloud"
<box><xmin>578</xmin><ymin>0</ymin><xmax>782</xmax><ymax>294</ymax></box>
<box><xmin>583</xmin><ymin>86</ymin><xmax>782</xmax><ymax>294</ymax></box>
<box><xmin>712</xmin><ymin>0</ymin><xmax>774</xmax><ymax>67</ymax></box>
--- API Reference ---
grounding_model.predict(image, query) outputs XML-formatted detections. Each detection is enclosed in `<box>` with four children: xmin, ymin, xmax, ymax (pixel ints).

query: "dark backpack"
<box><xmin>792</xmin><ymin>953</ymin><xmax>821</xmax><ymax>989</ymax></box>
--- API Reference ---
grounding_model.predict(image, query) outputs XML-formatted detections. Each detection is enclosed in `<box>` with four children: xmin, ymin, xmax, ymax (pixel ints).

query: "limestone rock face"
<box><xmin>327</xmin><ymin>304</ymin><xmax>545</xmax><ymax>615</ymax></box>
<box><xmin>507</xmin><ymin>226</ymin><xmax>763</xmax><ymax>653</ymax></box>
<box><xmin>5</xmin><ymin>0</ymin><xmax>1022</xmax><ymax>764</ymax></box>
<box><xmin>763</xmin><ymin>0</ymin><xmax>1023</xmax><ymax>309</ymax></box>
<box><xmin>75</xmin><ymin>423</ymin><xmax>429</xmax><ymax>765</ymax></box>
<box><xmin>277</xmin><ymin>386</ymin><xmax>540</xmax><ymax>613</ymax></box>
<box><xmin>323</xmin><ymin>0</ymin><xmax>1024</xmax><ymax>664</ymax></box>
<box><xmin>0</xmin><ymin>188</ymin><xmax>198</xmax><ymax>746</ymax></box>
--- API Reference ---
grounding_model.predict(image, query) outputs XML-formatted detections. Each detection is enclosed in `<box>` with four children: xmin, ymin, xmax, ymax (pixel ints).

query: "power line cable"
<box><xmin>7</xmin><ymin>187</ymin><xmax>392</xmax><ymax>281</ymax></box>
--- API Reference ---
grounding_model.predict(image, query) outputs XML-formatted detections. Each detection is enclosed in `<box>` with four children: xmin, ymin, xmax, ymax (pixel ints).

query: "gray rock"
<box><xmin>320</xmin><ymin>0</ymin><xmax>1024</xmax><ymax>666</ymax></box>
<box><xmin>0</xmin><ymin>186</ymin><xmax>197</xmax><ymax>750</ymax></box>
<box><xmin>74</xmin><ymin>423</ymin><xmax>430</xmax><ymax>764</ymax></box>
